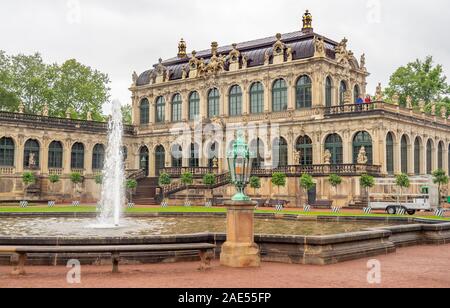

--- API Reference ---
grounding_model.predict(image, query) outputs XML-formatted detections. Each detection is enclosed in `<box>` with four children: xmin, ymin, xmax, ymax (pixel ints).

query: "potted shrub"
<box><xmin>70</xmin><ymin>172</ymin><xmax>83</xmax><ymax>202</ymax></box>
<box><xmin>360</xmin><ymin>174</ymin><xmax>375</xmax><ymax>204</ymax></box>
<box><xmin>22</xmin><ymin>172</ymin><xmax>36</xmax><ymax>203</ymax></box>
<box><xmin>299</xmin><ymin>174</ymin><xmax>315</xmax><ymax>207</ymax></box>
<box><xmin>159</xmin><ymin>172</ymin><xmax>172</xmax><ymax>204</ymax></box>
<box><xmin>249</xmin><ymin>176</ymin><xmax>261</xmax><ymax>197</ymax></box>
<box><xmin>126</xmin><ymin>179</ymin><xmax>138</xmax><ymax>204</ymax></box>
<box><xmin>48</xmin><ymin>174</ymin><xmax>60</xmax><ymax>202</ymax></box>
<box><xmin>202</xmin><ymin>173</ymin><xmax>217</xmax><ymax>205</ymax></box>
<box><xmin>328</xmin><ymin>174</ymin><xmax>342</xmax><ymax>200</ymax></box>
<box><xmin>271</xmin><ymin>172</ymin><xmax>287</xmax><ymax>204</ymax></box>
<box><xmin>395</xmin><ymin>173</ymin><xmax>410</xmax><ymax>205</ymax></box>
<box><xmin>432</xmin><ymin>169</ymin><xmax>449</xmax><ymax>209</ymax></box>
<box><xmin>181</xmin><ymin>172</ymin><xmax>194</xmax><ymax>206</ymax></box>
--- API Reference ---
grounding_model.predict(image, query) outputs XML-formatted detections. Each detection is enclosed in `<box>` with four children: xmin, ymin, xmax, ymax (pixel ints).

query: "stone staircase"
<box><xmin>131</xmin><ymin>177</ymin><xmax>160</xmax><ymax>205</ymax></box>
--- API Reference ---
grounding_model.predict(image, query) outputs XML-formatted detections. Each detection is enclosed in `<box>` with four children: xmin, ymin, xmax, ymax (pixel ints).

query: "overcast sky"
<box><xmin>1</xmin><ymin>0</ymin><xmax>449</xmax><ymax>112</ymax></box>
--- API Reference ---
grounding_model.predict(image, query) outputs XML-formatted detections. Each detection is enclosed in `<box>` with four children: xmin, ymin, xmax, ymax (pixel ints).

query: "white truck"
<box><xmin>368</xmin><ymin>176</ymin><xmax>439</xmax><ymax>215</ymax></box>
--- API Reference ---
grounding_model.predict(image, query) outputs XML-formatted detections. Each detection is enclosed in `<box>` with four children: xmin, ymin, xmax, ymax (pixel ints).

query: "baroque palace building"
<box><xmin>1</xmin><ymin>11</ymin><xmax>450</xmax><ymax>205</ymax></box>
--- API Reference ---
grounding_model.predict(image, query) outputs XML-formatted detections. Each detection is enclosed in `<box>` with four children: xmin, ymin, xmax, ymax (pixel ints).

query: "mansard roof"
<box><xmin>136</xmin><ymin>30</ymin><xmax>338</xmax><ymax>86</ymax></box>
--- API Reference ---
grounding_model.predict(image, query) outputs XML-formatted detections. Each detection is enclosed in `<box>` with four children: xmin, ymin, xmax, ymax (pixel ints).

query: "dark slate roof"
<box><xmin>136</xmin><ymin>31</ymin><xmax>338</xmax><ymax>86</ymax></box>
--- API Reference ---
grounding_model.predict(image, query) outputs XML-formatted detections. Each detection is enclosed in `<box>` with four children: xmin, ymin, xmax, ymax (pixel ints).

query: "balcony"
<box><xmin>160</xmin><ymin>167</ymin><xmax>219</xmax><ymax>178</ymax></box>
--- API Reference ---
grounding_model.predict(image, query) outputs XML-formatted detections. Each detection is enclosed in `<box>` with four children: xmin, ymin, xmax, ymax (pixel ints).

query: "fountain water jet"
<box><xmin>96</xmin><ymin>100</ymin><xmax>125</xmax><ymax>227</ymax></box>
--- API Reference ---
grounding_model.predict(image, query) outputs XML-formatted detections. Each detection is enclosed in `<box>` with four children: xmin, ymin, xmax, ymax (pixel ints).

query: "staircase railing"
<box><xmin>127</xmin><ymin>169</ymin><xmax>146</xmax><ymax>181</ymax></box>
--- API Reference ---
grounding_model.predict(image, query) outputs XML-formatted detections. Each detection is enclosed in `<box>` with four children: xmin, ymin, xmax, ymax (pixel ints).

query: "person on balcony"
<box><xmin>356</xmin><ymin>95</ymin><xmax>364</xmax><ymax>111</ymax></box>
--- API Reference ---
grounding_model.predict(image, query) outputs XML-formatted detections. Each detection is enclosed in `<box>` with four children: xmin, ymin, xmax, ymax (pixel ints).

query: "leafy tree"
<box><xmin>395</xmin><ymin>173</ymin><xmax>410</xmax><ymax>204</ymax></box>
<box><xmin>94</xmin><ymin>174</ymin><xmax>103</xmax><ymax>185</ymax></box>
<box><xmin>126</xmin><ymin>179</ymin><xmax>138</xmax><ymax>203</ymax></box>
<box><xmin>249</xmin><ymin>176</ymin><xmax>261</xmax><ymax>196</ymax></box>
<box><xmin>70</xmin><ymin>172</ymin><xmax>83</xmax><ymax>200</ymax></box>
<box><xmin>159</xmin><ymin>172</ymin><xmax>172</xmax><ymax>199</ymax></box>
<box><xmin>203</xmin><ymin>173</ymin><xmax>217</xmax><ymax>201</ymax></box>
<box><xmin>22</xmin><ymin>172</ymin><xmax>36</xmax><ymax>199</ymax></box>
<box><xmin>328</xmin><ymin>174</ymin><xmax>342</xmax><ymax>189</ymax></box>
<box><xmin>121</xmin><ymin>104</ymin><xmax>132</xmax><ymax>124</ymax></box>
<box><xmin>360</xmin><ymin>174</ymin><xmax>375</xmax><ymax>200</ymax></box>
<box><xmin>299</xmin><ymin>174</ymin><xmax>315</xmax><ymax>206</ymax></box>
<box><xmin>432</xmin><ymin>169</ymin><xmax>449</xmax><ymax>209</ymax></box>
<box><xmin>271</xmin><ymin>172</ymin><xmax>286</xmax><ymax>196</ymax></box>
<box><xmin>181</xmin><ymin>172</ymin><xmax>194</xmax><ymax>204</ymax></box>
<box><xmin>48</xmin><ymin>174</ymin><xmax>60</xmax><ymax>184</ymax></box>
<box><xmin>384</xmin><ymin>56</ymin><xmax>450</xmax><ymax>107</ymax></box>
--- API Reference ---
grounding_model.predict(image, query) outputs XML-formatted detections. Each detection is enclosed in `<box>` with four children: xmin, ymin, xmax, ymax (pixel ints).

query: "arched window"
<box><xmin>353</xmin><ymin>132</ymin><xmax>373</xmax><ymax>165</ymax></box>
<box><xmin>189</xmin><ymin>91</ymin><xmax>200</xmax><ymax>120</ymax></box>
<box><xmin>250</xmin><ymin>82</ymin><xmax>264</xmax><ymax>114</ymax></box>
<box><xmin>353</xmin><ymin>85</ymin><xmax>361</xmax><ymax>103</ymax></box>
<box><xmin>0</xmin><ymin>137</ymin><xmax>15</xmax><ymax>167</ymax></box>
<box><xmin>155</xmin><ymin>145</ymin><xmax>165</xmax><ymax>176</ymax></box>
<box><xmin>171</xmin><ymin>94</ymin><xmax>182</xmax><ymax>122</ymax></box>
<box><xmin>24</xmin><ymin>139</ymin><xmax>40</xmax><ymax>169</ymax></box>
<box><xmin>339</xmin><ymin>81</ymin><xmax>347</xmax><ymax>105</ymax></box>
<box><xmin>296</xmin><ymin>136</ymin><xmax>313</xmax><ymax>166</ymax></box>
<box><xmin>229</xmin><ymin>85</ymin><xmax>242</xmax><ymax>116</ymax></box>
<box><xmin>71</xmin><ymin>143</ymin><xmax>85</xmax><ymax>170</ymax></box>
<box><xmin>207</xmin><ymin>142</ymin><xmax>219</xmax><ymax>168</ymax></box>
<box><xmin>48</xmin><ymin>141</ymin><xmax>63</xmax><ymax>169</ymax></box>
<box><xmin>325</xmin><ymin>77</ymin><xmax>333</xmax><ymax>107</ymax></box>
<box><xmin>427</xmin><ymin>140</ymin><xmax>433</xmax><ymax>174</ymax></box>
<box><xmin>208</xmin><ymin>88</ymin><xmax>220</xmax><ymax>118</ymax></box>
<box><xmin>92</xmin><ymin>144</ymin><xmax>105</xmax><ymax>171</ymax></box>
<box><xmin>401</xmin><ymin>136</ymin><xmax>408</xmax><ymax>174</ymax></box>
<box><xmin>272</xmin><ymin>79</ymin><xmax>288</xmax><ymax>112</ymax></box>
<box><xmin>325</xmin><ymin>134</ymin><xmax>343</xmax><ymax>164</ymax></box>
<box><xmin>250</xmin><ymin>139</ymin><xmax>265</xmax><ymax>169</ymax></box>
<box><xmin>438</xmin><ymin>142</ymin><xmax>444</xmax><ymax>170</ymax></box>
<box><xmin>140</xmin><ymin>98</ymin><xmax>149</xmax><ymax>124</ymax></box>
<box><xmin>139</xmin><ymin>146</ymin><xmax>149</xmax><ymax>176</ymax></box>
<box><xmin>414</xmin><ymin>138</ymin><xmax>421</xmax><ymax>175</ymax></box>
<box><xmin>386</xmin><ymin>133</ymin><xmax>395</xmax><ymax>174</ymax></box>
<box><xmin>272</xmin><ymin>137</ymin><xmax>288</xmax><ymax>167</ymax></box>
<box><xmin>189</xmin><ymin>143</ymin><xmax>199</xmax><ymax>167</ymax></box>
<box><xmin>171</xmin><ymin>144</ymin><xmax>183</xmax><ymax>168</ymax></box>
<box><xmin>155</xmin><ymin>96</ymin><xmax>165</xmax><ymax>123</ymax></box>
<box><xmin>296</xmin><ymin>76</ymin><xmax>312</xmax><ymax>109</ymax></box>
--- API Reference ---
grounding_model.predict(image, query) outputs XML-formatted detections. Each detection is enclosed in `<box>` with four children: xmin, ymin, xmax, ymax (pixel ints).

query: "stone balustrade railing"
<box><xmin>49</xmin><ymin>169</ymin><xmax>63</xmax><ymax>176</ymax></box>
<box><xmin>0</xmin><ymin>167</ymin><xmax>15</xmax><ymax>175</ymax></box>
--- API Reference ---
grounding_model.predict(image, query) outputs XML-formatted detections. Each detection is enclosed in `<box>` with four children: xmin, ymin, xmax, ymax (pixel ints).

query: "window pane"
<box><xmin>273</xmin><ymin>79</ymin><xmax>287</xmax><ymax>112</ymax></box>
<box><xmin>250</xmin><ymin>82</ymin><xmax>264</xmax><ymax>114</ymax></box>
<box><xmin>296</xmin><ymin>76</ymin><xmax>312</xmax><ymax>109</ymax></box>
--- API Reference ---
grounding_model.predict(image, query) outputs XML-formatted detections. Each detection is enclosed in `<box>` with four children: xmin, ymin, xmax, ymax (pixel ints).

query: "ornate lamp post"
<box><xmin>220</xmin><ymin>131</ymin><xmax>260</xmax><ymax>268</ymax></box>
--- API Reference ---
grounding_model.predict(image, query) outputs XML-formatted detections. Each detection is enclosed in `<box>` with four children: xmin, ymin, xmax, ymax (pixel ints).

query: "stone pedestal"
<box><xmin>220</xmin><ymin>200</ymin><xmax>260</xmax><ymax>268</ymax></box>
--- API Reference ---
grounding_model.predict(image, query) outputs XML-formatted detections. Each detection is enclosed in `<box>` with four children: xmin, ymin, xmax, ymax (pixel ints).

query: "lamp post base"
<box><xmin>220</xmin><ymin>201</ymin><xmax>261</xmax><ymax>268</ymax></box>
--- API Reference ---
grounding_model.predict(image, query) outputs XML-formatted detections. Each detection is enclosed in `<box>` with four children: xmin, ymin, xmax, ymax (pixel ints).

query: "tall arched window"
<box><xmin>339</xmin><ymin>81</ymin><xmax>347</xmax><ymax>105</ymax></box>
<box><xmin>208</xmin><ymin>88</ymin><xmax>220</xmax><ymax>118</ymax></box>
<box><xmin>171</xmin><ymin>94</ymin><xmax>182</xmax><ymax>122</ymax></box>
<box><xmin>48</xmin><ymin>141</ymin><xmax>63</xmax><ymax>169</ymax></box>
<box><xmin>296</xmin><ymin>75</ymin><xmax>312</xmax><ymax>109</ymax></box>
<box><xmin>250</xmin><ymin>82</ymin><xmax>264</xmax><ymax>114</ymax></box>
<box><xmin>427</xmin><ymin>140</ymin><xmax>433</xmax><ymax>174</ymax></box>
<box><xmin>353</xmin><ymin>85</ymin><xmax>361</xmax><ymax>103</ymax></box>
<box><xmin>296</xmin><ymin>136</ymin><xmax>313</xmax><ymax>166</ymax></box>
<box><xmin>140</xmin><ymin>98</ymin><xmax>149</xmax><ymax>124</ymax></box>
<box><xmin>139</xmin><ymin>146</ymin><xmax>149</xmax><ymax>176</ymax></box>
<box><xmin>386</xmin><ymin>133</ymin><xmax>394</xmax><ymax>175</ymax></box>
<box><xmin>325</xmin><ymin>134</ymin><xmax>343</xmax><ymax>164</ymax></box>
<box><xmin>0</xmin><ymin>137</ymin><xmax>15</xmax><ymax>167</ymax></box>
<box><xmin>155</xmin><ymin>96</ymin><xmax>165</xmax><ymax>123</ymax></box>
<box><xmin>155</xmin><ymin>145</ymin><xmax>165</xmax><ymax>176</ymax></box>
<box><xmin>24</xmin><ymin>139</ymin><xmax>40</xmax><ymax>169</ymax></box>
<box><xmin>171</xmin><ymin>144</ymin><xmax>183</xmax><ymax>168</ymax></box>
<box><xmin>189</xmin><ymin>91</ymin><xmax>200</xmax><ymax>120</ymax></box>
<box><xmin>272</xmin><ymin>79</ymin><xmax>288</xmax><ymax>112</ymax></box>
<box><xmin>71</xmin><ymin>143</ymin><xmax>85</xmax><ymax>170</ymax></box>
<box><xmin>250</xmin><ymin>139</ymin><xmax>265</xmax><ymax>169</ymax></box>
<box><xmin>414</xmin><ymin>138</ymin><xmax>421</xmax><ymax>175</ymax></box>
<box><xmin>189</xmin><ymin>143</ymin><xmax>199</xmax><ymax>167</ymax></box>
<box><xmin>229</xmin><ymin>85</ymin><xmax>242</xmax><ymax>116</ymax></box>
<box><xmin>92</xmin><ymin>144</ymin><xmax>105</xmax><ymax>171</ymax></box>
<box><xmin>438</xmin><ymin>142</ymin><xmax>444</xmax><ymax>170</ymax></box>
<box><xmin>272</xmin><ymin>137</ymin><xmax>288</xmax><ymax>168</ymax></box>
<box><xmin>401</xmin><ymin>136</ymin><xmax>408</xmax><ymax>174</ymax></box>
<box><xmin>353</xmin><ymin>132</ymin><xmax>373</xmax><ymax>165</ymax></box>
<box><xmin>325</xmin><ymin>77</ymin><xmax>333</xmax><ymax>107</ymax></box>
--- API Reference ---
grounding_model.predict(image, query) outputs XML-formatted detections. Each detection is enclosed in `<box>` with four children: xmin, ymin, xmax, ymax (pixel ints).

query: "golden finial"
<box><xmin>178</xmin><ymin>38</ymin><xmax>187</xmax><ymax>58</ymax></box>
<box><xmin>302</xmin><ymin>10</ymin><xmax>313</xmax><ymax>32</ymax></box>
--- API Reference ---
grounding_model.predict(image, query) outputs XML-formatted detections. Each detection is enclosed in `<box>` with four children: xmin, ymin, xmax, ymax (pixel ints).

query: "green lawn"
<box><xmin>0</xmin><ymin>205</ymin><xmax>448</xmax><ymax>221</ymax></box>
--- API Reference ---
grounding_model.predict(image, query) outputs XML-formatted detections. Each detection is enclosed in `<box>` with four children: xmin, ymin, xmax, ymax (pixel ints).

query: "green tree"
<box><xmin>385</xmin><ymin>56</ymin><xmax>450</xmax><ymax>107</ymax></box>
<box><xmin>360</xmin><ymin>174</ymin><xmax>375</xmax><ymax>204</ymax></box>
<box><xmin>395</xmin><ymin>173</ymin><xmax>411</xmax><ymax>204</ymax></box>
<box><xmin>159</xmin><ymin>172</ymin><xmax>172</xmax><ymax>199</ymax></box>
<box><xmin>249</xmin><ymin>176</ymin><xmax>261</xmax><ymax>196</ymax></box>
<box><xmin>299</xmin><ymin>174</ymin><xmax>315</xmax><ymax>206</ymax></box>
<box><xmin>181</xmin><ymin>172</ymin><xmax>194</xmax><ymax>204</ymax></box>
<box><xmin>48</xmin><ymin>174</ymin><xmax>60</xmax><ymax>195</ymax></box>
<box><xmin>121</xmin><ymin>104</ymin><xmax>132</xmax><ymax>125</ymax></box>
<box><xmin>328</xmin><ymin>174</ymin><xmax>343</xmax><ymax>200</ymax></box>
<box><xmin>94</xmin><ymin>174</ymin><xmax>103</xmax><ymax>185</ymax></box>
<box><xmin>70</xmin><ymin>172</ymin><xmax>83</xmax><ymax>200</ymax></box>
<box><xmin>203</xmin><ymin>173</ymin><xmax>217</xmax><ymax>201</ymax></box>
<box><xmin>22</xmin><ymin>172</ymin><xmax>36</xmax><ymax>199</ymax></box>
<box><xmin>271</xmin><ymin>172</ymin><xmax>286</xmax><ymax>196</ymax></box>
<box><xmin>126</xmin><ymin>179</ymin><xmax>138</xmax><ymax>203</ymax></box>
<box><xmin>432</xmin><ymin>169</ymin><xmax>449</xmax><ymax>209</ymax></box>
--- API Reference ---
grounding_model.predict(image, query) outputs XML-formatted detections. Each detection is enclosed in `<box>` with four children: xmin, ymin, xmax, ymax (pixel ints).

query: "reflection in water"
<box><xmin>0</xmin><ymin>217</ymin><xmax>400</xmax><ymax>238</ymax></box>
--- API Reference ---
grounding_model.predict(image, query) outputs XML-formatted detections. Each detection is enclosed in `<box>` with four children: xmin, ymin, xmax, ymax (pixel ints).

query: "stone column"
<box><xmin>16</xmin><ymin>139</ymin><xmax>25</xmax><ymax>174</ymax></box>
<box><xmin>41</xmin><ymin>140</ymin><xmax>49</xmax><ymax>175</ymax></box>
<box><xmin>165</xmin><ymin>95</ymin><xmax>172</xmax><ymax>123</ymax></box>
<box><xmin>85</xmin><ymin>143</ymin><xmax>93</xmax><ymax>175</ymax></box>
<box><xmin>149</xmin><ymin>100</ymin><xmax>155</xmax><ymax>124</ymax></box>
<box><xmin>288</xmin><ymin>80</ymin><xmax>296</xmax><ymax>110</ymax></box>
<box><xmin>182</xmin><ymin>92</ymin><xmax>189</xmax><ymax>122</ymax></box>
<box><xmin>407</xmin><ymin>142</ymin><xmax>414</xmax><ymax>175</ymax></box>
<box><xmin>263</xmin><ymin>78</ymin><xmax>270</xmax><ymax>113</ymax></box>
<box><xmin>242</xmin><ymin>85</ymin><xmax>249</xmax><ymax>115</ymax></box>
<box><xmin>63</xmin><ymin>141</ymin><xmax>72</xmax><ymax>175</ymax></box>
<box><xmin>220</xmin><ymin>200</ymin><xmax>260</xmax><ymax>268</ymax></box>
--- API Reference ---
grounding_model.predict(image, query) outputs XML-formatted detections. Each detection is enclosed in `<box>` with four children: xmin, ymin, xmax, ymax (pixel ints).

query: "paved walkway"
<box><xmin>1</xmin><ymin>245</ymin><xmax>449</xmax><ymax>288</ymax></box>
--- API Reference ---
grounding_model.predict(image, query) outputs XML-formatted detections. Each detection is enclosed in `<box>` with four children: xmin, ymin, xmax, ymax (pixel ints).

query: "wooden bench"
<box><xmin>0</xmin><ymin>243</ymin><xmax>216</xmax><ymax>275</ymax></box>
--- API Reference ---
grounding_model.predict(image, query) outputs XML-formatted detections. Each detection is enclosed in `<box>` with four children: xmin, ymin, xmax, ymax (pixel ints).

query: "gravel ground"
<box><xmin>1</xmin><ymin>245</ymin><xmax>449</xmax><ymax>288</ymax></box>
